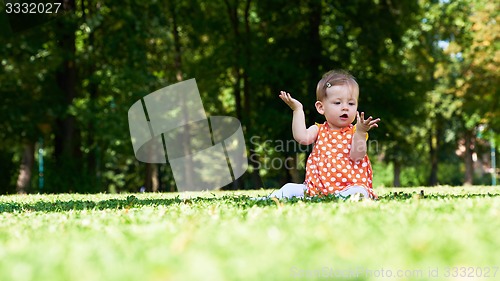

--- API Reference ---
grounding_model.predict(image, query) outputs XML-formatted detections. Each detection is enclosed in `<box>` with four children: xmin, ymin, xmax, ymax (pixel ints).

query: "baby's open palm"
<box><xmin>279</xmin><ymin>91</ymin><xmax>303</xmax><ymax>111</ymax></box>
<box><xmin>356</xmin><ymin>111</ymin><xmax>380</xmax><ymax>132</ymax></box>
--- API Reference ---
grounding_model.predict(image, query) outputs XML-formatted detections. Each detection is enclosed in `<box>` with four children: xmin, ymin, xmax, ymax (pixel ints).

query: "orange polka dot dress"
<box><xmin>304</xmin><ymin>122</ymin><xmax>377</xmax><ymax>199</ymax></box>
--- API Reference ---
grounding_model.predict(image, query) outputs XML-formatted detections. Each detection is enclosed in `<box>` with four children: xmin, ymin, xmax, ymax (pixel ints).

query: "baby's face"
<box><xmin>316</xmin><ymin>84</ymin><xmax>358</xmax><ymax>130</ymax></box>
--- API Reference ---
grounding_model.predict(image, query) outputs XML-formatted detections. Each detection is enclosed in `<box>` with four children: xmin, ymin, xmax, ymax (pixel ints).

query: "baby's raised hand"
<box><xmin>279</xmin><ymin>91</ymin><xmax>303</xmax><ymax>111</ymax></box>
<box><xmin>356</xmin><ymin>111</ymin><xmax>380</xmax><ymax>133</ymax></box>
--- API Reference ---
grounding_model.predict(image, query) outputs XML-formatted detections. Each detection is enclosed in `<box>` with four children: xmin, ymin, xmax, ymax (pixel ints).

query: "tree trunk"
<box><xmin>428</xmin><ymin>124</ymin><xmax>440</xmax><ymax>186</ymax></box>
<box><xmin>393</xmin><ymin>160</ymin><xmax>401</xmax><ymax>187</ymax></box>
<box><xmin>170</xmin><ymin>0</ymin><xmax>193</xmax><ymax>191</ymax></box>
<box><xmin>241</xmin><ymin>0</ymin><xmax>261</xmax><ymax>190</ymax></box>
<box><xmin>80</xmin><ymin>1</ymin><xmax>102</xmax><ymax>191</ymax></box>
<box><xmin>54</xmin><ymin>0</ymin><xmax>81</xmax><ymax>192</ymax></box>
<box><xmin>16</xmin><ymin>142</ymin><xmax>35</xmax><ymax>194</ymax></box>
<box><xmin>144</xmin><ymin>163</ymin><xmax>159</xmax><ymax>192</ymax></box>
<box><xmin>288</xmin><ymin>154</ymin><xmax>302</xmax><ymax>183</ymax></box>
<box><xmin>224</xmin><ymin>0</ymin><xmax>263</xmax><ymax>189</ymax></box>
<box><xmin>84</xmin><ymin>0</ymin><xmax>99</xmax><ymax>190</ymax></box>
<box><xmin>224</xmin><ymin>0</ymin><xmax>243</xmax><ymax>122</ymax></box>
<box><xmin>463</xmin><ymin>129</ymin><xmax>474</xmax><ymax>185</ymax></box>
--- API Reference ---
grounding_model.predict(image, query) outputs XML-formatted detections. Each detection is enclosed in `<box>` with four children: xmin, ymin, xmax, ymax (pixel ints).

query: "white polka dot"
<box><xmin>362</xmin><ymin>178</ymin><xmax>366</xmax><ymax>182</ymax></box>
<box><xmin>362</xmin><ymin>163</ymin><xmax>368</xmax><ymax>167</ymax></box>
<box><xmin>337</xmin><ymin>135</ymin><xmax>342</xmax><ymax>139</ymax></box>
<box><xmin>323</xmin><ymin>168</ymin><xmax>327</xmax><ymax>172</ymax></box>
<box><xmin>343</xmin><ymin>149</ymin><xmax>349</xmax><ymax>154</ymax></box>
<box><xmin>347</xmin><ymin>135</ymin><xmax>352</xmax><ymax>139</ymax></box>
<box><xmin>343</xmin><ymin>140</ymin><xmax>348</xmax><ymax>144</ymax></box>
<box><xmin>330</xmin><ymin>178</ymin><xmax>336</xmax><ymax>182</ymax></box>
<box><xmin>356</xmin><ymin>174</ymin><xmax>360</xmax><ymax>178</ymax></box>
<box><xmin>338</xmin><ymin>153</ymin><xmax>344</xmax><ymax>158</ymax></box>
<box><xmin>328</xmin><ymin>186</ymin><xmax>334</xmax><ymax>191</ymax></box>
<box><xmin>342</xmin><ymin>178</ymin><xmax>347</xmax><ymax>182</ymax></box>
<box><xmin>319</xmin><ymin>162</ymin><xmax>324</xmax><ymax>167</ymax></box>
<box><xmin>337</xmin><ymin>144</ymin><xmax>343</xmax><ymax>148</ymax></box>
<box><xmin>336</xmin><ymin>182</ymin><xmax>341</xmax><ymax>186</ymax></box>
<box><xmin>337</xmin><ymin>173</ymin><xmax>342</xmax><ymax>177</ymax></box>
<box><xmin>342</xmin><ymin>169</ymin><xmax>347</xmax><ymax>173</ymax></box>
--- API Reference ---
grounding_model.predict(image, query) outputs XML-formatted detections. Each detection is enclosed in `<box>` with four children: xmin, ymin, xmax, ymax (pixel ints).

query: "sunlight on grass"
<box><xmin>0</xmin><ymin>186</ymin><xmax>499</xmax><ymax>281</ymax></box>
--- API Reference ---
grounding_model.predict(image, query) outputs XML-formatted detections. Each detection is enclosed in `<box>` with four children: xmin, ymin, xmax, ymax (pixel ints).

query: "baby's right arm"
<box><xmin>279</xmin><ymin>91</ymin><xmax>318</xmax><ymax>145</ymax></box>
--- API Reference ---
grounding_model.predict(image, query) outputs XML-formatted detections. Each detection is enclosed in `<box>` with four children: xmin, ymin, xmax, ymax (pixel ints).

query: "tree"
<box><xmin>431</xmin><ymin>0</ymin><xmax>499</xmax><ymax>184</ymax></box>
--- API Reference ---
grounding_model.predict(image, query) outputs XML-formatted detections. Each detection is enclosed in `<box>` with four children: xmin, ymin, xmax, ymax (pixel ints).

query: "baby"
<box><xmin>270</xmin><ymin>70</ymin><xmax>380</xmax><ymax>200</ymax></box>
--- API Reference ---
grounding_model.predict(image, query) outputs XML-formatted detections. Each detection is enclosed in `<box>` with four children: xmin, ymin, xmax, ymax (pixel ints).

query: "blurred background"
<box><xmin>0</xmin><ymin>0</ymin><xmax>498</xmax><ymax>194</ymax></box>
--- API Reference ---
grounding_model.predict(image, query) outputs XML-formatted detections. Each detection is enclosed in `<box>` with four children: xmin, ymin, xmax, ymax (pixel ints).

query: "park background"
<box><xmin>0</xmin><ymin>0</ymin><xmax>498</xmax><ymax>194</ymax></box>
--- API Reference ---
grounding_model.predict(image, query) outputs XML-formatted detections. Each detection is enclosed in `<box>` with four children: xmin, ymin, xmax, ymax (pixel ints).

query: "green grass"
<box><xmin>1</xmin><ymin>186</ymin><xmax>499</xmax><ymax>281</ymax></box>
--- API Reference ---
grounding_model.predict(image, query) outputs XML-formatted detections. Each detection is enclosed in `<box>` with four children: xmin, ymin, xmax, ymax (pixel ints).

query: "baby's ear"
<box><xmin>315</xmin><ymin>101</ymin><xmax>324</xmax><ymax>115</ymax></box>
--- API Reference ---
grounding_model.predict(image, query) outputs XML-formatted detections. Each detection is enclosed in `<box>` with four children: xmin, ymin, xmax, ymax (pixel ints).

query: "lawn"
<box><xmin>1</xmin><ymin>186</ymin><xmax>499</xmax><ymax>281</ymax></box>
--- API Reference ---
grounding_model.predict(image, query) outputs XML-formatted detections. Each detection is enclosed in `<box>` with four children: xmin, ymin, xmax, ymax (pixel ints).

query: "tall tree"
<box><xmin>53</xmin><ymin>0</ymin><xmax>82</xmax><ymax>191</ymax></box>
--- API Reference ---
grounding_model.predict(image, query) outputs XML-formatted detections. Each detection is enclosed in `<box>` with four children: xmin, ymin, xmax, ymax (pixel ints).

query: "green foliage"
<box><xmin>400</xmin><ymin>166</ymin><xmax>428</xmax><ymax>187</ymax></box>
<box><xmin>1</xmin><ymin>0</ymin><xmax>497</xmax><ymax>193</ymax></box>
<box><xmin>370</xmin><ymin>157</ymin><xmax>394</xmax><ymax>187</ymax></box>
<box><xmin>0</xmin><ymin>187</ymin><xmax>499</xmax><ymax>281</ymax></box>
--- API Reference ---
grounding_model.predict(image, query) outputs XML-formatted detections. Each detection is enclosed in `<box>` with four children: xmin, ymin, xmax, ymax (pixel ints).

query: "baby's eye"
<box><xmin>334</xmin><ymin>101</ymin><xmax>341</xmax><ymax>105</ymax></box>
<box><xmin>349</xmin><ymin>102</ymin><xmax>356</xmax><ymax>106</ymax></box>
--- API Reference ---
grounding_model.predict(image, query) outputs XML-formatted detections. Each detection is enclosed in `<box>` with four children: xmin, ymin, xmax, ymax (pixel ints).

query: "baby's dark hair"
<box><xmin>316</xmin><ymin>69</ymin><xmax>358</xmax><ymax>101</ymax></box>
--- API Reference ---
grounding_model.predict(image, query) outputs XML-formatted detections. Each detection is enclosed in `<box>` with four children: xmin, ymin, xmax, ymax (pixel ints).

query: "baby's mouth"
<box><xmin>340</xmin><ymin>114</ymin><xmax>348</xmax><ymax>119</ymax></box>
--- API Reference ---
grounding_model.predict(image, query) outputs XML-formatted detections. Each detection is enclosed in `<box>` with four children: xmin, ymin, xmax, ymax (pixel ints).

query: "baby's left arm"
<box><xmin>350</xmin><ymin>112</ymin><xmax>380</xmax><ymax>162</ymax></box>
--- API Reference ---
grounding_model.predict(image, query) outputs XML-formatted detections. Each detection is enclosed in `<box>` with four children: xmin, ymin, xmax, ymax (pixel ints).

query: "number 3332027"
<box><xmin>5</xmin><ymin>2</ymin><xmax>62</xmax><ymax>14</ymax></box>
